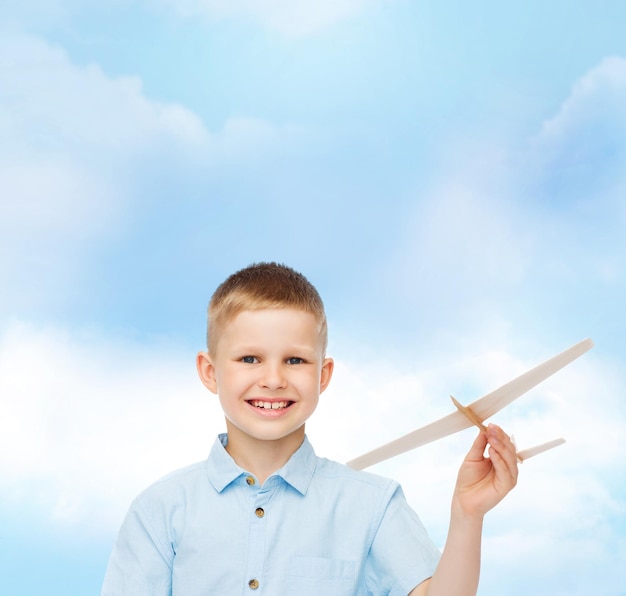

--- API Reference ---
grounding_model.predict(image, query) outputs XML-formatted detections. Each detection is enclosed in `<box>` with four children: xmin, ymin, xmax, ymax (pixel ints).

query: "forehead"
<box><xmin>217</xmin><ymin>308</ymin><xmax>323</xmax><ymax>349</ymax></box>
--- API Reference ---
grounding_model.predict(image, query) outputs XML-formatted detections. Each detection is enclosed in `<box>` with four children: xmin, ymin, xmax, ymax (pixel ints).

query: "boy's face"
<box><xmin>197</xmin><ymin>308</ymin><xmax>334</xmax><ymax>447</ymax></box>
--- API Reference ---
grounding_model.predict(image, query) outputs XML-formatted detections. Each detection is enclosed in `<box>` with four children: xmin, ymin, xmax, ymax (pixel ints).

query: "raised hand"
<box><xmin>452</xmin><ymin>424</ymin><xmax>519</xmax><ymax>518</ymax></box>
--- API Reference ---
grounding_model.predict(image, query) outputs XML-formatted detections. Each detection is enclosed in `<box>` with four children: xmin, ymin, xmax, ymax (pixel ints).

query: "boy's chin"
<box><xmin>226</xmin><ymin>421</ymin><xmax>307</xmax><ymax>444</ymax></box>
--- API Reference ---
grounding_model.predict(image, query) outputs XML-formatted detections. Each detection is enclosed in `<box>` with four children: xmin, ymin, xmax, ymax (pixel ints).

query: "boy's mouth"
<box><xmin>247</xmin><ymin>400</ymin><xmax>294</xmax><ymax>410</ymax></box>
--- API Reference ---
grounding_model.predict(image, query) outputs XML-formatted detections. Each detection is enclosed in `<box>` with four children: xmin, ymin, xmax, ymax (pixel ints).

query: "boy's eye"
<box><xmin>240</xmin><ymin>356</ymin><xmax>257</xmax><ymax>364</ymax></box>
<box><xmin>286</xmin><ymin>357</ymin><xmax>304</xmax><ymax>365</ymax></box>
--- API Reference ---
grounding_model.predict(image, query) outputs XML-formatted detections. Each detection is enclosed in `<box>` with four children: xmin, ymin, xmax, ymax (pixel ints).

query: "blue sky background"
<box><xmin>1</xmin><ymin>1</ymin><xmax>625</xmax><ymax>594</ymax></box>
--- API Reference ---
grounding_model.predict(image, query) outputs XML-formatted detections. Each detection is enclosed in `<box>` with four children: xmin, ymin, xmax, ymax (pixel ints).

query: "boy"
<box><xmin>102</xmin><ymin>262</ymin><xmax>519</xmax><ymax>595</ymax></box>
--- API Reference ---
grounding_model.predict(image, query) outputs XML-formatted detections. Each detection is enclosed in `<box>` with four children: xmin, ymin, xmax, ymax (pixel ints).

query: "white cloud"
<box><xmin>0</xmin><ymin>33</ymin><xmax>315</xmax><ymax>315</ymax></box>
<box><xmin>0</xmin><ymin>31</ymin><xmax>318</xmax><ymax>194</ymax></box>
<box><xmin>0</xmin><ymin>321</ymin><xmax>222</xmax><ymax>534</ymax></box>
<box><xmin>384</xmin><ymin>55</ymin><xmax>626</xmax><ymax>343</ymax></box>
<box><xmin>0</xmin><ymin>156</ymin><xmax>120</xmax><ymax>305</ymax></box>
<box><xmin>2</xmin><ymin>0</ymin><xmax>381</xmax><ymax>38</ymax></box>
<box><xmin>530</xmin><ymin>55</ymin><xmax>626</xmax><ymax>222</ymax></box>
<box><xmin>0</xmin><ymin>33</ymin><xmax>316</xmax><ymax>186</ymax></box>
<box><xmin>0</xmin><ymin>34</ymin><xmax>211</xmax><ymax>314</ymax></box>
<box><xmin>153</xmin><ymin>0</ymin><xmax>379</xmax><ymax>37</ymax></box>
<box><xmin>400</xmin><ymin>183</ymin><xmax>531</xmax><ymax>283</ymax></box>
<box><xmin>537</xmin><ymin>56</ymin><xmax>626</xmax><ymax>151</ymax></box>
<box><xmin>0</xmin><ymin>35</ymin><xmax>208</xmax><ymax>153</ymax></box>
<box><xmin>381</xmin><ymin>176</ymin><xmax>536</xmax><ymax>339</ymax></box>
<box><xmin>534</xmin><ymin>57</ymin><xmax>626</xmax><ymax>278</ymax></box>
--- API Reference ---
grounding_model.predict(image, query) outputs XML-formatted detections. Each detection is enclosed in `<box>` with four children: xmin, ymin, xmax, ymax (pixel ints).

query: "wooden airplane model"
<box><xmin>346</xmin><ymin>338</ymin><xmax>594</xmax><ymax>470</ymax></box>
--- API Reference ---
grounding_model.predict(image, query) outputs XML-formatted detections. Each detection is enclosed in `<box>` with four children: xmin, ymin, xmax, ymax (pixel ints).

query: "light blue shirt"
<box><xmin>102</xmin><ymin>435</ymin><xmax>440</xmax><ymax>596</ymax></box>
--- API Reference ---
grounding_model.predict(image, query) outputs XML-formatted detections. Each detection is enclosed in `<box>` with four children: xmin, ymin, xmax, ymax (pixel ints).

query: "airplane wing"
<box><xmin>465</xmin><ymin>338</ymin><xmax>593</xmax><ymax>420</ymax></box>
<box><xmin>346</xmin><ymin>338</ymin><xmax>594</xmax><ymax>470</ymax></box>
<box><xmin>345</xmin><ymin>411</ymin><xmax>473</xmax><ymax>471</ymax></box>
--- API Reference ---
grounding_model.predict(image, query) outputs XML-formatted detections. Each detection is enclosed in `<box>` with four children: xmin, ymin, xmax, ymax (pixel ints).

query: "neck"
<box><xmin>224</xmin><ymin>423</ymin><xmax>305</xmax><ymax>484</ymax></box>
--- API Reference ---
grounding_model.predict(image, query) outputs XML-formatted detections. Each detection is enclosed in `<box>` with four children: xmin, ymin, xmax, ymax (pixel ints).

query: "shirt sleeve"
<box><xmin>364</xmin><ymin>483</ymin><xmax>441</xmax><ymax>596</ymax></box>
<box><xmin>101</xmin><ymin>496</ymin><xmax>174</xmax><ymax>596</ymax></box>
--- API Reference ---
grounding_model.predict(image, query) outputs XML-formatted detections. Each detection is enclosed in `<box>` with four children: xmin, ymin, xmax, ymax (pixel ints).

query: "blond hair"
<box><xmin>206</xmin><ymin>262</ymin><xmax>327</xmax><ymax>354</ymax></box>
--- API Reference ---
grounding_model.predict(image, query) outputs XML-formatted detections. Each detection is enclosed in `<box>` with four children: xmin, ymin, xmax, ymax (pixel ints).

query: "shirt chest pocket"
<box><xmin>287</xmin><ymin>556</ymin><xmax>356</xmax><ymax>596</ymax></box>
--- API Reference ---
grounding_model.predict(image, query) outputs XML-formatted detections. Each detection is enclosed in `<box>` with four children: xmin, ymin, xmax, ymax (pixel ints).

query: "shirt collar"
<box><xmin>206</xmin><ymin>433</ymin><xmax>317</xmax><ymax>496</ymax></box>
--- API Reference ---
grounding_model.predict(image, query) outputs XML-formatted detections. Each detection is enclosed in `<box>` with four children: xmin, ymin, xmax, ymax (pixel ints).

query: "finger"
<box><xmin>488</xmin><ymin>445</ymin><xmax>518</xmax><ymax>494</ymax></box>
<box><xmin>486</xmin><ymin>425</ymin><xmax>519</xmax><ymax>484</ymax></box>
<box><xmin>496</xmin><ymin>428</ymin><xmax>520</xmax><ymax>477</ymax></box>
<box><xmin>465</xmin><ymin>430</ymin><xmax>488</xmax><ymax>462</ymax></box>
<box><xmin>487</xmin><ymin>424</ymin><xmax>516</xmax><ymax>457</ymax></box>
<box><xmin>492</xmin><ymin>434</ymin><xmax>518</xmax><ymax>477</ymax></box>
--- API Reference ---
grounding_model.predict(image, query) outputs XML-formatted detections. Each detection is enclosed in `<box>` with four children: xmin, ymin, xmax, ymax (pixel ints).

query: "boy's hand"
<box><xmin>452</xmin><ymin>424</ymin><xmax>519</xmax><ymax>519</ymax></box>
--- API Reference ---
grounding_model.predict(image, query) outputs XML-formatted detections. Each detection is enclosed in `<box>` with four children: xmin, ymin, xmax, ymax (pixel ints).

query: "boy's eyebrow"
<box><xmin>228</xmin><ymin>343</ymin><xmax>320</xmax><ymax>355</ymax></box>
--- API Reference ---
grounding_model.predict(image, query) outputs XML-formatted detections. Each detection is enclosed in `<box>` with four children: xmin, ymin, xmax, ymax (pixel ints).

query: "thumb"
<box><xmin>465</xmin><ymin>430</ymin><xmax>488</xmax><ymax>462</ymax></box>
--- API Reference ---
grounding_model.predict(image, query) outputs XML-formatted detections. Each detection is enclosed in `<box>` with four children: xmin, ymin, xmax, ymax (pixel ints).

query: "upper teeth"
<box><xmin>251</xmin><ymin>400</ymin><xmax>289</xmax><ymax>410</ymax></box>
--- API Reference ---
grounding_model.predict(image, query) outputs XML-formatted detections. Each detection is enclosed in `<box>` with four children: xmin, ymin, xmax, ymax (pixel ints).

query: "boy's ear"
<box><xmin>196</xmin><ymin>351</ymin><xmax>218</xmax><ymax>394</ymax></box>
<box><xmin>319</xmin><ymin>357</ymin><xmax>334</xmax><ymax>393</ymax></box>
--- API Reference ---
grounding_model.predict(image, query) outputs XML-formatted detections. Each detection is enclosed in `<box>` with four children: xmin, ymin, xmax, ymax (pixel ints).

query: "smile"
<box><xmin>248</xmin><ymin>400</ymin><xmax>293</xmax><ymax>410</ymax></box>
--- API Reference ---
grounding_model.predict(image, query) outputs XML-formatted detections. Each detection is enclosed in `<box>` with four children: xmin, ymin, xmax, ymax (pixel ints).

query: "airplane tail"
<box><xmin>516</xmin><ymin>438</ymin><xmax>566</xmax><ymax>462</ymax></box>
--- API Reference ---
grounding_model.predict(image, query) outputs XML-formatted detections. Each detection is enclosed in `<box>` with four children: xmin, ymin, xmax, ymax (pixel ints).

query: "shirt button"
<box><xmin>246</xmin><ymin>476</ymin><xmax>255</xmax><ymax>486</ymax></box>
<box><xmin>248</xmin><ymin>579</ymin><xmax>259</xmax><ymax>590</ymax></box>
<box><xmin>255</xmin><ymin>507</ymin><xmax>265</xmax><ymax>518</ymax></box>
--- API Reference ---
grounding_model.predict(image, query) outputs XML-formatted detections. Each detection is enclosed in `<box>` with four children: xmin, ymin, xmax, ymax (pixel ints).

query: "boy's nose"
<box><xmin>259</xmin><ymin>363</ymin><xmax>287</xmax><ymax>390</ymax></box>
